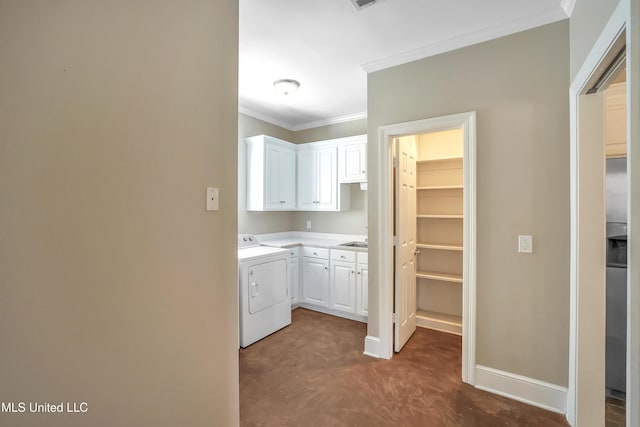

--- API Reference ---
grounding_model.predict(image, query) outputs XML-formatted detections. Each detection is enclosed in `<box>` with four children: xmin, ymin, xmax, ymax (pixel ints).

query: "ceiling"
<box><xmin>239</xmin><ymin>0</ymin><xmax>572</xmax><ymax>131</ymax></box>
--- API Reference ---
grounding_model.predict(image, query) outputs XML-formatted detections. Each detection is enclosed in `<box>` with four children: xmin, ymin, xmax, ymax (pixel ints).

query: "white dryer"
<box><xmin>238</xmin><ymin>234</ymin><xmax>291</xmax><ymax>348</ymax></box>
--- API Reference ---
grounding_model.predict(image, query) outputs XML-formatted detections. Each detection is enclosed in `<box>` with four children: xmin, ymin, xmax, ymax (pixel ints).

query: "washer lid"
<box><xmin>238</xmin><ymin>245</ymin><xmax>288</xmax><ymax>261</ymax></box>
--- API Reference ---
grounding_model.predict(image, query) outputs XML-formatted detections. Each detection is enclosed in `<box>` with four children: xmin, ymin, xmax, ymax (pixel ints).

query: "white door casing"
<box><xmin>372</xmin><ymin>111</ymin><xmax>476</xmax><ymax>386</ymax></box>
<box><xmin>394</xmin><ymin>136</ymin><xmax>418</xmax><ymax>352</ymax></box>
<box><xmin>568</xmin><ymin>2</ymin><xmax>639</xmax><ymax>425</ymax></box>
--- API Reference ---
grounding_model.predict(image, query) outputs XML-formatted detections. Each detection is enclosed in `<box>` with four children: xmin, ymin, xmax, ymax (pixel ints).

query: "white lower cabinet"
<box><xmin>288</xmin><ymin>247</ymin><xmax>300</xmax><ymax>305</ymax></box>
<box><xmin>330</xmin><ymin>250</ymin><xmax>357</xmax><ymax>314</ymax></box>
<box><xmin>302</xmin><ymin>247</ymin><xmax>329</xmax><ymax>307</ymax></box>
<box><xmin>356</xmin><ymin>252</ymin><xmax>368</xmax><ymax>317</ymax></box>
<box><xmin>293</xmin><ymin>245</ymin><xmax>368</xmax><ymax>321</ymax></box>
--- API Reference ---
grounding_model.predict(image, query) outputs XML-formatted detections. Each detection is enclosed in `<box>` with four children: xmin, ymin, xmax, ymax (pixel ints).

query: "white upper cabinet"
<box><xmin>246</xmin><ymin>135</ymin><xmax>296</xmax><ymax>211</ymax></box>
<box><xmin>297</xmin><ymin>144</ymin><xmax>349</xmax><ymax>211</ymax></box>
<box><xmin>246</xmin><ymin>134</ymin><xmax>356</xmax><ymax>212</ymax></box>
<box><xmin>338</xmin><ymin>135</ymin><xmax>367</xmax><ymax>183</ymax></box>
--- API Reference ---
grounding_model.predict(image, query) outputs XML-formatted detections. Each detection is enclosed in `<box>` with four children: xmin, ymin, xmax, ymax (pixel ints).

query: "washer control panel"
<box><xmin>238</xmin><ymin>234</ymin><xmax>259</xmax><ymax>249</ymax></box>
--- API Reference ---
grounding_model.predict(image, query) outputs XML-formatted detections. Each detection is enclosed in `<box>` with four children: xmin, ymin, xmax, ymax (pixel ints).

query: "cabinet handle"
<box><xmin>357</xmin><ymin>271</ymin><xmax>361</xmax><ymax>275</ymax></box>
<box><xmin>351</xmin><ymin>271</ymin><xmax>355</xmax><ymax>274</ymax></box>
<box><xmin>313</xmin><ymin>252</ymin><xmax>318</xmax><ymax>256</ymax></box>
<box><xmin>324</xmin><ymin>267</ymin><xmax>328</xmax><ymax>270</ymax></box>
<box><xmin>340</xmin><ymin>255</ymin><xmax>345</xmax><ymax>259</ymax></box>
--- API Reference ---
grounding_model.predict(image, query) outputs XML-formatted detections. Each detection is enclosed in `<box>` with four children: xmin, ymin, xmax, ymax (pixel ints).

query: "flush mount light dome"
<box><xmin>273</xmin><ymin>79</ymin><xmax>300</xmax><ymax>95</ymax></box>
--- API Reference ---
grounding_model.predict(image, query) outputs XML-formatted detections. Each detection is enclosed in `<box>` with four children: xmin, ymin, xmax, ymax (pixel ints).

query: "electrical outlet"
<box><xmin>306</xmin><ymin>220</ymin><xmax>312</xmax><ymax>229</ymax></box>
<box><xmin>518</xmin><ymin>235</ymin><xmax>533</xmax><ymax>253</ymax></box>
<box><xmin>206</xmin><ymin>187</ymin><xmax>219</xmax><ymax>211</ymax></box>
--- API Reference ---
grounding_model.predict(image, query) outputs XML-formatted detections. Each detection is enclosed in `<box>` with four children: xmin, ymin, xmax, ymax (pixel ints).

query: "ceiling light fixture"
<box><xmin>273</xmin><ymin>79</ymin><xmax>300</xmax><ymax>95</ymax></box>
<box><xmin>350</xmin><ymin>0</ymin><xmax>384</xmax><ymax>10</ymax></box>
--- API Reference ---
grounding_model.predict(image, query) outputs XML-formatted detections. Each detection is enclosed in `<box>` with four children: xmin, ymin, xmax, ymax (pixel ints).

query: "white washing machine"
<box><xmin>238</xmin><ymin>234</ymin><xmax>291</xmax><ymax>348</ymax></box>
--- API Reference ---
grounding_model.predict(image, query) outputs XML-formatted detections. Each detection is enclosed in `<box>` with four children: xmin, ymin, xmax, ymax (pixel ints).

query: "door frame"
<box><xmin>372</xmin><ymin>111</ymin><xmax>477</xmax><ymax>384</ymax></box>
<box><xmin>568</xmin><ymin>1</ymin><xmax>639</xmax><ymax>425</ymax></box>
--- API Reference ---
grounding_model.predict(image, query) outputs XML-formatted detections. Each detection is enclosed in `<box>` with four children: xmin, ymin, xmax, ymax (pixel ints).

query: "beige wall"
<box><xmin>367</xmin><ymin>21</ymin><xmax>570</xmax><ymax>386</ymax></box>
<box><xmin>291</xmin><ymin>186</ymin><xmax>368</xmax><ymax>235</ymax></box>
<box><xmin>570</xmin><ymin>0</ymin><xmax>621</xmax><ymax>80</ymax></box>
<box><xmin>291</xmin><ymin>118</ymin><xmax>367</xmax><ymax>143</ymax></box>
<box><xmin>0</xmin><ymin>1</ymin><xmax>239</xmax><ymax>426</ymax></box>
<box><xmin>238</xmin><ymin>114</ymin><xmax>368</xmax><ymax>235</ymax></box>
<box><xmin>574</xmin><ymin>92</ymin><xmax>607</xmax><ymax>426</ymax></box>
<box><xmin>238</xmin><ymin>113</ymin><xmax>294</xmax><ymax>234</ymax></box>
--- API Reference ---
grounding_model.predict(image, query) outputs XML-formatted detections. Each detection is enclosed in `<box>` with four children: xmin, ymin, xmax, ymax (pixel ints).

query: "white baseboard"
<box><xmin>474</xmin><ymin>365</ymin><xmax>567</xmax><ymax>414</ymax></box>
<box><xmin>363</xmin><ymin>336</ymin><xmax>385</xmax><ymax>358</ymax></box>
<box><xmin>296</xmin><ymin>303</ymin><xmax>367</xmax><ymax>323</ymax></box>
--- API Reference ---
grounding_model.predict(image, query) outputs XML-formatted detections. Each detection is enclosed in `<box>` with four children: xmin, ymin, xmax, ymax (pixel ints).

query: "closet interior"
<box><xmin>415</xmin><ymin>129</ymin><xmax>464</xmax><ymax>335</ymax></box>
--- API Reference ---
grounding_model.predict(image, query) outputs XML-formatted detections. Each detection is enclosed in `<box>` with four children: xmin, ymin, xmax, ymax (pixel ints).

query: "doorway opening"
<box><xmin>374</xmin><ymin>112</ymin><xmax>476</xmax><ymax>384</ymax></box>
<box><xmin>568</xmin><ymin>2</ymin><xmax>638</xmax><ymax>423</ymax></box>
<box><xmin>602</xmin><ymin>66</ymin><xmax>628</xmax><ymax>426</ymax></box>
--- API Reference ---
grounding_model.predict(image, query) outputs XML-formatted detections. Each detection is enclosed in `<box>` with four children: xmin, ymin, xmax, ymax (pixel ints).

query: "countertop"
<box><xmin>257</xmin><ymin>231</ymin><xmax>368</xmax><ymax>252</ymax></box>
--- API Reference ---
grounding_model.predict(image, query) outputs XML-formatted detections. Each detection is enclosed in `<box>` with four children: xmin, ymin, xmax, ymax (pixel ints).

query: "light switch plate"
<box><xmin>206</xmin><ymin>187</ymin><xmax>219</xmax><ymax>211</ymax></box>
<box><xmin>518</xmin><ymin>235</ymin><xmax>533</xmax><ymax>253</ymax></box>
<box><xmin>306</xmin><ymin>220</ymin><xmax>312</xmax><ymax>229</ymax></box>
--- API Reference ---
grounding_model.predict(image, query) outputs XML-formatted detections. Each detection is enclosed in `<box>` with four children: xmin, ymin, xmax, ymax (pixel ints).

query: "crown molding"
<box><xmin>362</xmin><ymin>7</ymin><xmax>569</xmax><ymax>73</ymax></box>
<box><xmin>238</xmin><ymin>105</ymin><xmax>367</xmax><ymax>133</ymax></box>
<box><xmin>291</xmin><ymin>111</ymin><xmax>367</xmax><ymax>131</ymax></box>
<box><xmin>238</xmin><ymin>105</ymin><xmax>295</xmax><ymax>131</ymax></box>
<box><xmin>560</xmin><ymin>0</ymin><xmax>576</xmax><ymax>17</ymax></box>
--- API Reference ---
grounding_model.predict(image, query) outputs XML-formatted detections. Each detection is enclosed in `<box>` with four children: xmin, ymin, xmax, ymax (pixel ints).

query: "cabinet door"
<box><xmin>280</xmin><ymin>148</ymin><xmax>297</xmax><ymax>209</ymax></box>
<box><xmin>265</xmin><ymin>144</ymin><xmax>284</xmax><ymax>209</ymax></box>
<box><xmin>340</xmin><ymin>142</ymin><xmax>367</xmax><ymax>183</ymax></box>
<box><xmin>357</xmin><ymin>264</ymin><xmax>368</xmax><ymax>316</ymax></box>
<box><xmin>265</xmin><ymin>144</ymin><xmax>296</xmax><ymax>210</ymax></box>
<box><xmin>316</xmin><ymin>147</ymin><xmax>337</xmax><ymax>210</ymax></box>
<box><xmin>297</xmin><ymin>150</ymin><xmax>318</xmax><ymax>210</ymax></box>
<box><xmin>289</xmin><ymin>256</ymin><xmax>299</xmax><ymax>304</ymax></box>
<box><xmin>302</xmin><ymin>257</ymin><xmax>329</xmax><ymax>306</ymax></box>
<box><xmin>330</xmin><ymin>261</ymin><xmax>356</xmax><ymax>313</ymax></box>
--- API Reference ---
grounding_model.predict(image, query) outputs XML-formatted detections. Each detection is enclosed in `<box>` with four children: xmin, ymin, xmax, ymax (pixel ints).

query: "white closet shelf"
<box><xmin>416</xmin><ymin>243</ymin><xmax>463</xmax><ymax>251</ymax></box>
<box><xmin>416</xmin><ymin>271</ymin><xmax>463</xmax><ymax>283</ymax></box>
<box><xmin>417</xmin><ymin>214</ymin><xmax>463</xmax><ymax>219</ymax></box>
<box><xmin>416</xmin><ymin>310</ymin><xmax>462</xmax><ymax>335</ymax></box>
<box><xmin>416</xmin><ymin>156</ymin><xmax>463</xmax><ymax>163</ymax></box>
<box><xmin>417</xmin><ymin>185</ymin><xmax>463</xmax><ymax>190</ymax></box>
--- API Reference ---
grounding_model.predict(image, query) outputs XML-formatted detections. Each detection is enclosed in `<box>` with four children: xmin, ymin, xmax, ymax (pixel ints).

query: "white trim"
<box><xmin>361</xmin><ymin>7</ymin><xmax>567</xmax><ymax>73</ymax></box>
<box><xmin>374</xmin><ymin>111</ymin><xmax>477</xmax><ymax>382</ymax></box>
<box><xmin>568</xmin><ymin>3</ymin><xmax>629</xmax><ymax>426</ymax></box>
<box><xmin>475</xmin><ymin>365</ymin><xmax>568</xmax><ymax>415</ymax></box>
<box><xmin>239</xmin><ymin>105</ymin><xmax>367</xmax><ymax>133</ymax></box>
<box><xmin>363</xmin><ymin>335</ymin><xmax>383</xmax><ymax>358</ymax></box>
<box><xmin>238</xmin><ymin>105</ymin><xmax>295</xmax><ymax>131</ymax></box>
<box><xmin>626</xmin><ymin>0</ymin><xmax>640</xmax><ymax>425</ymax></box>
<box><xmin>560</xmin><ymin>0</ymin><xmax>576</xmax><ymax>17</ymax></box>
<box><xmin>296</xmin><ymin>303</ymin><xmax>367</xmax><ymax>324</ymax></box>
<box><xmin>416</xmin><ymin>315</ymin><xmax>462</xmax><ymax>336</ymax></box>
<box><xmin>291</xmin><ymin>112</ymin><xmax>368</xmax><ymax>132</ymax></box>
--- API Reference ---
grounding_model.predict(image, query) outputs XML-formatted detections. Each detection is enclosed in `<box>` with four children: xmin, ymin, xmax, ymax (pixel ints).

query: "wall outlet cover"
<box><xmin>206</xmin><ymin>187</ymin><xmax>219</xmax><ymax>211</ymax></box>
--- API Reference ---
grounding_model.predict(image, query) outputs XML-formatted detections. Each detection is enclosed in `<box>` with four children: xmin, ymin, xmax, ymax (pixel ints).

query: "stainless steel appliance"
<box><xmin>605</xmin><ymin>157</ymin><xmax>627</xmax><ymax>397</ymax></box>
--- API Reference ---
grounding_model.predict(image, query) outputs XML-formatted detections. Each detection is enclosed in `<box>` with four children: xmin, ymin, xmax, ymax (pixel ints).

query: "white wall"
<box><xmin>0</xmin><ymin>1</ymin><xmax>239</xmax><ymax>425</ymax></box>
